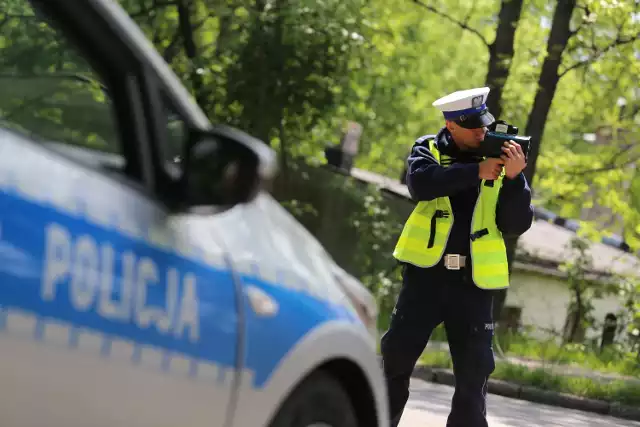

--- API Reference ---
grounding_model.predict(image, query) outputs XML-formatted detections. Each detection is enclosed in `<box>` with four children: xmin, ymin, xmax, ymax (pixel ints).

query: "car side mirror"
<box><xmin>181</xmin><ymin>125</ymin><xmax>277</xmax><ymax>209</ymax></box>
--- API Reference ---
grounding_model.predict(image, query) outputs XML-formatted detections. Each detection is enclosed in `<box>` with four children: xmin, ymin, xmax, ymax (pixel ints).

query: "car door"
<box><xmin>0</xmin><ymin>1</ymin><xmax>239</xmax><ymax>426</ymax></box>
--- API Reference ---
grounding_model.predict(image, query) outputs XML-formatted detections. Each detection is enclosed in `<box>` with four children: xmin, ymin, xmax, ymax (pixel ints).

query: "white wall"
<box><xmin>505</xmin><ymin>271</ymin><xmax>625</xmax><ymax>341</ymax></box>
<box><xmin>505</xmin><ymin>272</ymin><xmax>570</xmax><ymax>338</ymax></box>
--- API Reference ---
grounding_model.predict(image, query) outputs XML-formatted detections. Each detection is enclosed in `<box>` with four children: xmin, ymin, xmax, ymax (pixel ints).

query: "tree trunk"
<box><xmin>523</xmin><ymin>0</ymin><xmax>577</xmax><ymax>188</ymax></box>
<box><xmin>494</xmin><ymin>1</ymin><xmax>577</xmax><ymax>322</ymax></box>
<box><xmin>484</xmin><ymin>0</ymin><xmax>525</xmax><ymax>120</ymax></box>
<box><xmin>485</xmin><ymin>0</ymin><xmax>524</xmax><ymax>322</ymax></box>
<box><xmin>214</xmin><ymin>12</ymin><xmax>233</xmax><ymax>61</ymax></box>
<box><xmin>274</xmin><ymin>0</ymin><xmax>289</xmax><ymax>175</ymax></box>
<box><xmin>177</xmin><ymin>0</ymin><xmax>207</xmax><ymax>109</ymax></box>
<box><xmin>567</xmin><ymin>284</ymin><xmax>584</xmax><ymax>343</ymax></box>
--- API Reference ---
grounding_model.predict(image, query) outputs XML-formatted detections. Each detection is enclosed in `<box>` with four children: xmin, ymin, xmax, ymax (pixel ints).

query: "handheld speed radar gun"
<box><xmin>476</xmin><ymin>120</ymin><xmax>532</xmax><ymax>160</ymax></box>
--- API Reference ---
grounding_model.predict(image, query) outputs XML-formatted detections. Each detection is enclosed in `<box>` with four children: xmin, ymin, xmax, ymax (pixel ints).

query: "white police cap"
<box><xmin>432</xmin><ymin>87</ymin><xmax>495</xmax><ymax>129</ymax></box>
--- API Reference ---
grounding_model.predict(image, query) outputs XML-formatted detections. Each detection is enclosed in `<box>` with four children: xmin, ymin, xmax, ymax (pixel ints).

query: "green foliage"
<box><xmin>615</xmin><ymin>274</ymin><xmax>640</xmax><ymax>352</ymax></box>
<box><xmin>550</xmin><ymin>235</ymin><xmax>639</xmax><ymax>346</ymax></box>
<box><xmin>119</xmin><ymin>0</ymin><xmax>369</xmax><ymax>166</ymax></box>
<box><xmin>337</xmin><ymin>0</ymin><xmax>499</xmax><ymax>177</ymax></box>
<box><xmin>3</xmin><ymin>0</ymin><xmax>640</xmax><ymax>348</ymax></box>
<box><xmin>4</xmin><ymin>0</ymin><xmax>638</xmax><ymax>249</ymax></box>
<box><xmin>529</xmin><ymin>0</ymin><xmax>640</xmax><ymax>241</ymax></box>
<box><xmin>349</xmin><ymin>188</ymin><xmax>405</xmax><ymax>329</ymax></box>
<box><xmin>223</xmin><ymin>0</ymin><xmax>367</xmax><ymax>144</ymax></box>
<box><xmin>350</xmin><ymin>190</ymin><xmax>402</xmax><ymax>288</ymax></box>
<box><xmin>558</xmin><ymin>237</ymin><xmax>603</xmax><ymax>342</ymax></box>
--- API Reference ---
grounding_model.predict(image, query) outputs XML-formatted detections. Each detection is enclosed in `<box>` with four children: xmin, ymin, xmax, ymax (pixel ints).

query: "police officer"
<box><xmin>380</xmin><ymin>87</ymin><xmax>534</xmax><ymax>427</ymax></box>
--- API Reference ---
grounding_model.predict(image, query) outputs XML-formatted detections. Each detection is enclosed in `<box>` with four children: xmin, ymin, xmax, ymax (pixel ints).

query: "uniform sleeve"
<box><xmin>495</xmin><ymin>172</ymin><xmax>534</xmax><ymax>236</ymax></box>
<box><xmin>406</xmin><ymin>144</ymin><xmax>480</xmax><ymax>201</ymax></box>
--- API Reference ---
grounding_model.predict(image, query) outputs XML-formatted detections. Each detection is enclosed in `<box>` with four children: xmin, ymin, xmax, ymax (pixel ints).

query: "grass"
<box><xmin>420</xmin><ymin>350</ymin><xmax>640</xmax><ymax>407</ymax></box>
<box><xmin>503</xmin><ymin>336</ymin><xmax>640</xmax><ymax>377</ymax></box>
<box><xmin>419</xmin><ymin>349</ymin><xmax>453</xmax><ymax>369</ymax></box>
<box><xmin>428</xmin><ymin>324</ymin><xmax>640</xmax><ymax>377</ymax></box>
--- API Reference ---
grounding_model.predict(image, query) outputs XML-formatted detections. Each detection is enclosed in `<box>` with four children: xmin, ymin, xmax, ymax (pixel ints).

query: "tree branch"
<box><xmin>462</xmin><ymin>1</ymin><xmax>477</xmax><ymax>28</ymax></box>
<box><xmin>568</xmin><ymin>3</ymin><xmax>592</xmax><ymax>37</ymax></box>
<box><xmin>162</xmin><ymin>28</ymin><xmax>183</xmax><ymax>63</ymax></box>
<box><xmin>412</xmin><ymin>0</ymin><xmax>490</xmax><ymax>47</ymax></box>
<box><xmin>162</xmin><ymin>13</ymin><xmax>209</xmax><ymax>63</ymax></box>
<box><xmin>566</xmin><ymin>146</ymin><xmax>640</xmax><ymax>177</ymax></box>
<box><xmin>177</xmin><ymin>0</ymin><xmax>209</xmax><ymax>109</ymax></box>
<box><xmin>626</xmin><ymin>104</ymin><xmax>640</xmax><ymax>121</ymax></box>
<box><xmin>559</xmin><ymin>32</ymin><xmax>640</xmax><ymax>78</ymax></box>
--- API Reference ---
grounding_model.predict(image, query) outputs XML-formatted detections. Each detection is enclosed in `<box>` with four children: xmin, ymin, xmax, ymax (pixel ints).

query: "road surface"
<box><xmin>400</xmin><ymin>378</ymin><xmax>640</xmax><ymax>427</ymax></box>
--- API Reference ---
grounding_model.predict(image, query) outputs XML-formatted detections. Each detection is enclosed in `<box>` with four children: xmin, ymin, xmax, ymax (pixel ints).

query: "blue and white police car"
<box><xmin>0</xmin><ymin>0</ymin><xmax>389</xmax><ymax>426</ymax></box>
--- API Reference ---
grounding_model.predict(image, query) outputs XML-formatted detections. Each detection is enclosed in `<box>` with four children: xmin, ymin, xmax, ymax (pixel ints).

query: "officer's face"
<box><xmin>446</xmin><ymin>121</ymin><xmax>487</xmax><ymax>149</ymax></box>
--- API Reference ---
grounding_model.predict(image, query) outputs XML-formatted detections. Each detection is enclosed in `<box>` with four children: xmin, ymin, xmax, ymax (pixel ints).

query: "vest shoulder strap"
<box><xmin>415</xmin><ymin>134</ymin><xmax>436</xmax><ymax>145</ymax></box>
<box><xmin>415</xmin><ymin>134</ymin><xmax>454</xmax><ymax>167</ymax></box>
<box><xmin>414</xmin><ymin>134</ymin><xmax>440</xmax><ymax>163</ymax></box>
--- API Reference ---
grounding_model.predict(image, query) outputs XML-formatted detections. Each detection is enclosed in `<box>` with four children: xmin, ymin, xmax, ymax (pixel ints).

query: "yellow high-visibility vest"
<box><xmin>393</xmin><ymin>138</ymin><xmax>510</xmax><ymax>289</ymax></box>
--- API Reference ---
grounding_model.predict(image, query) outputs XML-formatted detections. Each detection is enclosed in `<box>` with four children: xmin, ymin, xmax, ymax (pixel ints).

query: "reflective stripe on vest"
<box><xmin>393</xmin><ymin>138</ymin><xmax>510</xmax><ymax>289</ymax></box>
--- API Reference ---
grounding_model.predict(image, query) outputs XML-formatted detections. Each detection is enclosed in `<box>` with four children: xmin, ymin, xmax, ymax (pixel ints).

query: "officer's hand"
<box><xmin>478</xmin><ymin>158</ymin><xmax>504</xmax><ymax>180</ymax></box>
<box><xmin>500</xmin><ymin>140</ymin><xmax>527</xmax><ymax>179</ymax></box>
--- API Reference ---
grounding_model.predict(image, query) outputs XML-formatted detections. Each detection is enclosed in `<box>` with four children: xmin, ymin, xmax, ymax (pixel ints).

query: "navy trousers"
<box><xmin>380</xmin><ymin>262</ymin><xmax>496</xmax><ymax>427</ymax></box>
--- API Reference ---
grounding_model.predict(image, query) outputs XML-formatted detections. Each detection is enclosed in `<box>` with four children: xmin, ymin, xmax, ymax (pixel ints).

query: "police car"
<box><xmin>0</xmin><ymin>1</ymin><xmax>388</xmax><ymax>426</ymax></box>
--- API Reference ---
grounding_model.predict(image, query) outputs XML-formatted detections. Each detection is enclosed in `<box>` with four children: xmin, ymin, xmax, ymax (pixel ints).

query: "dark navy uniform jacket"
<box><xmin>405</xmin><ymin>127</ymin><xmax>533</xmax><ymax>259</ymax></box>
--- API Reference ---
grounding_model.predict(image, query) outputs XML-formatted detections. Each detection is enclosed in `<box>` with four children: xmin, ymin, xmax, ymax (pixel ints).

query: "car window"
<box><xmin>0</xmin><ymin>1</ymin><xmax>119</xmax><ymax>155</ymax></box>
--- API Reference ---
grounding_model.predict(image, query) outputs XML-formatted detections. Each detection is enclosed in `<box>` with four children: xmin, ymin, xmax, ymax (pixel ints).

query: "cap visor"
<box><xmin>456</xmin><ymin>110</ymin><xmax>495</xmax><ymax>129</ymax></box>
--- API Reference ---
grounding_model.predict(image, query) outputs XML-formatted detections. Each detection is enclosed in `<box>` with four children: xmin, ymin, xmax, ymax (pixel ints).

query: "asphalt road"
<box><xmin>399</xmin><ymin>378</ymin><xmax>640</xmax><ymax>427</ymax></box>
